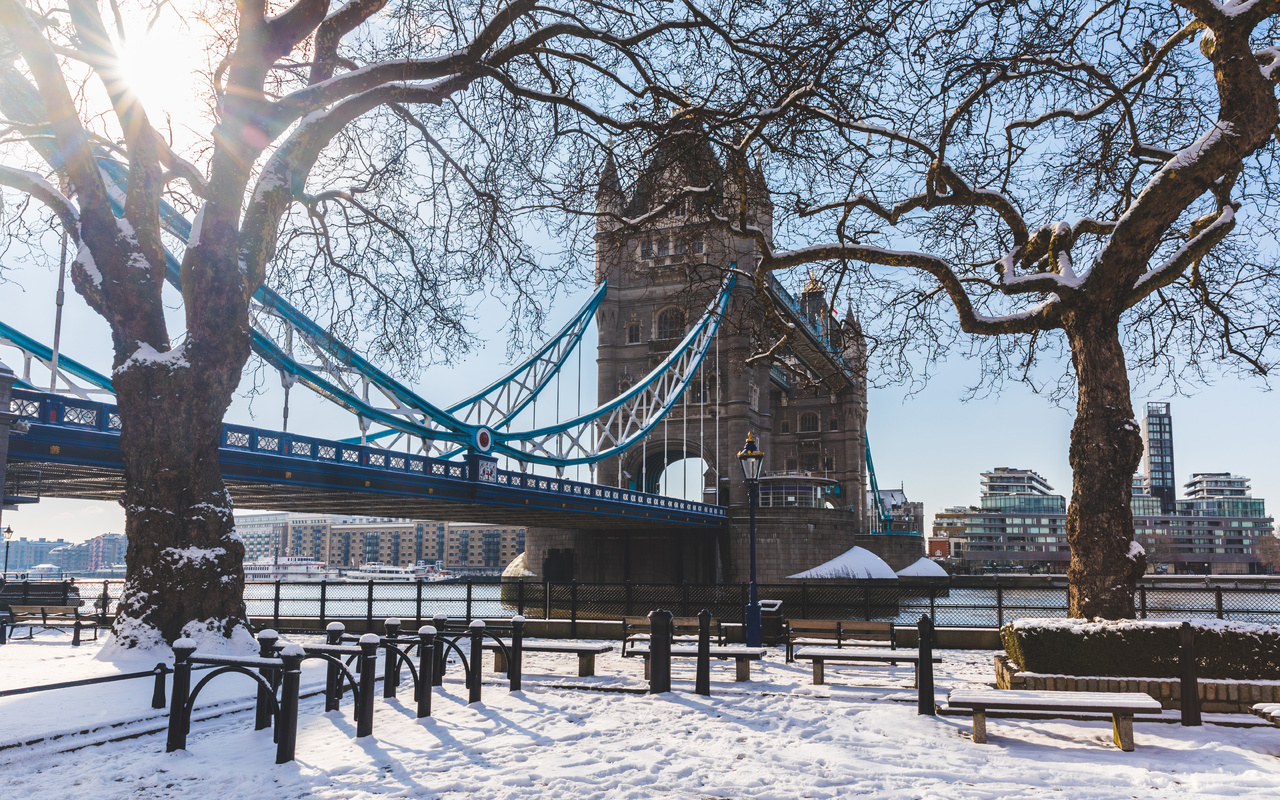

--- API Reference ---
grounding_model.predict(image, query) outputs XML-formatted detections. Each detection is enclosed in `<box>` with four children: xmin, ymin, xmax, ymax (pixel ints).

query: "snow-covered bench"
<box><xmin>622</xmin><ymin>615</ymin><xmax>725</xmax><ymax>656</ymax></box>
<box><xmin>483</xmin><ymin>641</ymin><xmax>614</xmax><ymax>677</ymax></box>
<box><xmin>2</xmin><ymin>604</ymin><xmax>102</xmax><ymax>646</ymax></box>
<box><xmin>947</xmin><ymin>689</ymin><xmax>1163</xmax><ymax>751</ymax></box>
<box><xmin>785</xmin><ymin>620</ymin><xmax>895</xmax><ymax>662</ymax></box>
<box><xmin>626</xmin><ymin>644</ymin><xmax>767</xmax><ymax>682</ymax></box>
<box><xmin>793</xmin><ymin>646</ymin><xmax>938</xmax><ymax>687</ymax></box>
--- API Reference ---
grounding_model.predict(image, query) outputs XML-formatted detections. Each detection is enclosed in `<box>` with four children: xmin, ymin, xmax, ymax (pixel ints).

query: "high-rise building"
<box><xmin>980</xmin><ymin>467</ymin><xmax>1054</xmax><ymax>497</ymax></box>
<box><xmin>1142</xmin><ymin>402</ymin><xmax>1176</xmax><ymax>513</ymax></box>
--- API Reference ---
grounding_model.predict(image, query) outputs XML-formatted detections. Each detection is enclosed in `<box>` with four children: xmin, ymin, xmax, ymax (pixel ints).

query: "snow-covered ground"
<box><xmin>2</xmin><ymin>630</ymin><xmax>1279</xmax><ymax>798</ymax></box>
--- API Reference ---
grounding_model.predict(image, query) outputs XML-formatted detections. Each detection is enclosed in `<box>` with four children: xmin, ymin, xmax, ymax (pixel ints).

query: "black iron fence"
<box><xmin>17</xmin><ymin>575</ymin><xmax>1280</xmax><ymax>632</ymax></box>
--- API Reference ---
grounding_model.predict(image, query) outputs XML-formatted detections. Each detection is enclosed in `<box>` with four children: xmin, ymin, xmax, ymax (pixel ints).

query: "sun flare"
<box><xmin>113</xmin><ymin>19</ymin><xmax>206</xmax><ymax>131</ymax></box>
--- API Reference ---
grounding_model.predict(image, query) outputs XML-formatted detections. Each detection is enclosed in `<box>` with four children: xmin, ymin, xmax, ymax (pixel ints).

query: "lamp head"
<box><xmin>2</xmin><ymin>525</ymin><xmax>12</xmax><ymax>542</ymax></box>
<box><xmin>737</xmin><ymin>431</ymin><xmax>764</xmax><ymax>483</ymax></box>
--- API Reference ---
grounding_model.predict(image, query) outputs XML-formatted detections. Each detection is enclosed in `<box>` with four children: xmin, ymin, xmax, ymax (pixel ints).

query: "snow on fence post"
<box><xmin>649</xmin><ymin>609</ymin><xmax>673</xmax><ymax>694</ymax></box>
<box><xmin>916</xmin><ymin>615</ymin><xmax>936</xmax><ymax>716</ymax></box>
<box><xmin>275</xmin><ymin>645</ymin><xmax>304</xmax><ymax>764</ymax></box>
<box><xmin>166</xmin><ymin>639</ymin><xmax>196</xmax><ymax>752</ymax></box>
<box><xmin>510</xmin><ymin>615</ymin><xmax>525</xmax><ymax>692</ymax></box>
<box><xmin>417</xmin><ymin>625</ymin><xmax>435</xmax><ymax>718</ymax></box>
<box><xmin>325</xmin><ymin>622</ymin><xmax>345</xmax><ymax>711</ymax></box>
<box><xmin>695</xmin><ymin>608</ymin><xmax>711</xmax><ymax>697</ymax></box>
<box><xmin>468</xmin><ymin>620</ymin><xmax>485</xmax><ymax>704</ymax></box>
<box><xmin>356</xmin><ymin>633</ymin><xmax>379</xmax><ymax>737</ymax></box>
<box><xmin>383</xmin><ymin>619</ymin><xmax>402</xmax><ymax>698</ymax></box>
<box><xmin>1180</xmin><ymin>622</ymin><xmax>1202</xmax><ymax>726</ymax></box>
<box><xmin>255</xmin><ymin>629</ymin><xmax>280</xmax><ymax>731</ymax></box>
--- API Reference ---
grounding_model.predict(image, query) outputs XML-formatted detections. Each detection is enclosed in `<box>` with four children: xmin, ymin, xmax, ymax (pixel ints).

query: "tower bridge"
<box><xmin>0</xmin><ymin>61</ymin><xmax>922</xmax><ymax>582</ymax></box>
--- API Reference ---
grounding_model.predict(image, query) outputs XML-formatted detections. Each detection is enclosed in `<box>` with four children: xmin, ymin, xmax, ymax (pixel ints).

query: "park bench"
<box><xmin>793</xmin><ymin>646</ymin><xmax>939</xmax><ymax>687</ymax></box>
<box><xmin>483</xmin><ymin>641</ymin><xmax>614</xmax><ymax>677</ymax></box>
<box><xmin>623</xmin><ymin>615</ymin><xmax>726</xmax><ymax>656</ymax></box>
<box><xmin>946</xmin><ymin>689</ymin><xmax>1163</xmax><ymax>751</ymax></box>
<box><xmin>2</xmin><ymin>603</ymin><xmax>102</xmax><ymax>646</ymax></box>
<box><xmin>626</xmin><ymin>644</ymin><xmax>767</xmax><ymax>682</ymax></box>
<box><xmin>784</xmin><ymin>619</ymin><xmax>896</xmax><ymax>662</ymax></box>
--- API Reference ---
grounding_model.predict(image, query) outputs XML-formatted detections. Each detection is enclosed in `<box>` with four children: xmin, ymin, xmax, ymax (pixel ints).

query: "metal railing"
<box><xmin>15</xmin><ymin>576</ymin><xmax>1280</xmax><ymax>632</ymax></box>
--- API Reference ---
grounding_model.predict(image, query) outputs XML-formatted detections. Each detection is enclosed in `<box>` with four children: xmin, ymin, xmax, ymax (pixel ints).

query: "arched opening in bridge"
<box><xmin>657</xmin><ymin>456</ymin><xmax>712</xmax><ymax>502</ymax></box>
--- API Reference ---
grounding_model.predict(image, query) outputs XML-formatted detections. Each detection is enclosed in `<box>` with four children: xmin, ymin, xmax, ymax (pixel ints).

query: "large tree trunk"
<box><xmin>108</xmin><ymin>338</ymin><xmax>252</xmax><ymax>649</ymax></box>
<box><xmin>1063</xmin><ymin>312</ymin><xmax>1147</xmax><ymax>619</ymax></box>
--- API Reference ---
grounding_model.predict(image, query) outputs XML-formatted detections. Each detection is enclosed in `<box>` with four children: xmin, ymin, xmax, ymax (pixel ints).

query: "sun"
<box><xmin>113</xmin><ymin>16</ymin><xmax>206</xmax><ymax>130</ymax></box>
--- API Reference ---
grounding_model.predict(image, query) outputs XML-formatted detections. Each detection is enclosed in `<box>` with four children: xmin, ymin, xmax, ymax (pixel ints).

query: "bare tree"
<box><xmin>698</xmin><ymin>0</ymin><xmax>1280</xmax><ymax>617</ymax></box>
<box><xmin>0</xmin><ymin>0</ymin><xmax>713</xmax><ymax>648</ymax></box>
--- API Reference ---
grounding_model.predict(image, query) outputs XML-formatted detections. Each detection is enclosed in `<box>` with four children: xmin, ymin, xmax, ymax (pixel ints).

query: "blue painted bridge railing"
<box><xmin>7</xmin><ymin>388</ymin><xmax>727</xmax><ymax>525</ymax></box>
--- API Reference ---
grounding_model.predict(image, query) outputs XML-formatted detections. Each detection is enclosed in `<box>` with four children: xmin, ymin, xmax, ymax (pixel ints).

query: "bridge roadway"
<box><xmin>6</xmin><ymin>389</ymin><xmax>726</xmax><ymax>530</ymax></box>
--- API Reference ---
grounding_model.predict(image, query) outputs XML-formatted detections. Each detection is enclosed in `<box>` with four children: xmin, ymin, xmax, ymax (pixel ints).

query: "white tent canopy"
<box><xmin>895</xmin><ymin>557</ymin><xmax>949</xmax><ymax>578</ymax></box>
<box><xmin>786</xmin><ymin>546</ymin><xmax>898</xmax><ymax>580</ymax></box>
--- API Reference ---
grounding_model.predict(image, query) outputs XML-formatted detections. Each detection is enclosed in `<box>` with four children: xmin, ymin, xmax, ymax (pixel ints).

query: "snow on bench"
<box><xmin>793</xmin><ymin>646</ymin><xmax>940</xmax><ymax>687</ymax></box>
<box><xmin>1251</xmin><ymin>703</ymin><xmax>1280</xmax><ymax>725</ymax></box>
<box><xmin>947</xmin><ymin>689</ymin><xmax>1164</xmax><ymax>751</ymax></box>
<box><xmin>626</xmin><ymin>645</ymin><xmax>768</xmax><ymax>682</ymax></box>
<box><xmin>482</xmin><ymin>641</ymin><xmax>614</xmax><ymax>677</ymax></box>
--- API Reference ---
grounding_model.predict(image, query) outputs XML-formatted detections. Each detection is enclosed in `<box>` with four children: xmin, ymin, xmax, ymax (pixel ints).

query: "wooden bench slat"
<box><xmin>948</xmin><ymin>689</ymin><xmax>1162</xmax><ymax>714</ymax></box>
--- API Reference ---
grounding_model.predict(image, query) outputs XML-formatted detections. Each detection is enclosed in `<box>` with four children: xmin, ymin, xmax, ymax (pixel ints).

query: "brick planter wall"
<box><xmin>995</xmin><ymin>654</ymin><xmax>1280</xmax><ymax>714</ymax></box>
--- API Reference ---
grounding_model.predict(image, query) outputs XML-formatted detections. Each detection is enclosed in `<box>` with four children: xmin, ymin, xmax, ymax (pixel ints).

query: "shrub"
<box><xmin>1001</xmin><ymin>618</ymin><xmax>1280</xmax><ymax>680</ymax></box>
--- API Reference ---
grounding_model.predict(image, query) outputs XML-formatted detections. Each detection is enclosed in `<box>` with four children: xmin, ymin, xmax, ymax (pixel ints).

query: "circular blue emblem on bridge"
<box><xmin>474</xmin><ymin>427</ymin><xmax>493</xmax><ymax>453</ymax></box>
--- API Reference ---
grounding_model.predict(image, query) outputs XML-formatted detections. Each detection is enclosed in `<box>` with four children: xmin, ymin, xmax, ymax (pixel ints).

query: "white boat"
<box><xmin>342</xmin><ymin>562</ymin><xmax>449</xmax><ymax>582</ymax></box>
<box><xmin>243</xmin><ymin>556</ymin><xmax>340</xmax><ymax>582</ymax></box>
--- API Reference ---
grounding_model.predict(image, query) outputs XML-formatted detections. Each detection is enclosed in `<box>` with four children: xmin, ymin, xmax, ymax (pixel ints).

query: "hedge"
<box><xmin>1001</xmin><ymin>618</ymin><xmax>1280</xmax><ymax>680</ymax></box>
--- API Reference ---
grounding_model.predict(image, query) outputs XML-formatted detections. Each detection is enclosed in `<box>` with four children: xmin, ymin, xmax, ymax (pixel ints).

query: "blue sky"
<box><xmin>2</xmin><ymin>250</ymin><xmax>1276</xmax><ymax>545</ymax></box>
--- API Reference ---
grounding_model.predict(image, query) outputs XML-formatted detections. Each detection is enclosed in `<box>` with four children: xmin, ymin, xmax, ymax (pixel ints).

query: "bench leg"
<box><xmin>736</xmin><ymin>658</ymin><xmax>750</xmax><ymax>682</ymax></box>
<box><xmin>494</xmin><ymin>650</ymin><xmax>507</xmax><ymax>673</ymax></box>
<box><xmin>812</xmin><ymin>659</ymin><xmax>824</xmax><ymax>686</ymax></box>
<box><xmin>972</xmin><ymin>712</ymin><xmax>987</xmax><ymax>744</ymax></box>
<box><xmin>579</xmin><ymin>653</ymin><xmax>595</xmax><ymax>677</ymax></box>
<box><xmin>643</xmin><ymin>656</ymin><xmax>650</xmax><ymax>681</ymax></box>
<box><xmin>1112</xmin><ymin>714</ymin><xmax>1135</xmax><ymax>752</ymax></box>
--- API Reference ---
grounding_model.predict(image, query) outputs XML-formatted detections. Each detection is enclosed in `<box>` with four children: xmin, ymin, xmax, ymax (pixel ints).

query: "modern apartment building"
<box><xmin>1142</xmin><ymin>402</ymin><xmax>1176</xmax><ymax>513</ymax></box>
<box><xmin>47</xmin><ymin>532</ymin><xmax>127</xmax><ymax>573</ymax></box>
<box><xmin>2</xmin><ymin>536</ymin><xmax>70</xmax><ymax>572</ymax></box>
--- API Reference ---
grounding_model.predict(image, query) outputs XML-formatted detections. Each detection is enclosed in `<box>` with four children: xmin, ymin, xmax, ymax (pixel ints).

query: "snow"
<box><xmin>896</xmin><ymin>557</ymin><xmax>950</xmax><ymax>578</ymax></box>
<box><xmin>2</xmin><ymin>636</ymin><xmax>1279</xmax><ymax>798</ymax></box>
<box><xmin>73</xmin><ymin>240</ymin><xmax>103</xmax><ymax>288</ymax></box>
<box><xmin>1009</xmin><ymin>616</ymin><xmax>1280</xmax><ymax>636</ymax></box>
<box><xmin>1128</xmin><ymin>540</ymin><xmax>1146</xmax><ymax>560</ymax></box>
<box><xmin>1218</xmin><ymin>0</ymin><xmax>1263</xmax><ymax>16</ymax></box>
<box><xmin>787</xmin><ymin>546</ymin><xmax>898</xmax><ymax>580</ymax></box>
<box><xmin>113</xmin><ymin>341</ymin><xmax>191</xmax><ymax>374</ymax></box>
<box><xmin>1166</xmin><ymin>121</ymin><xmax>1234</xmax><ymax>171</ymax></box>
<box><xmin>188</xmin><ymin>208</ymin><xmax>205</xmax><ymax>249</ymax></box>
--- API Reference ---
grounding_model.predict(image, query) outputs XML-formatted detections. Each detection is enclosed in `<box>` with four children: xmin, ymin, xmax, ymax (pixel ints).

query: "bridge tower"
<box><xmin>524</xmin><ymin>125</ymin><xmax>909</xmax><ymax>585</ymax></box>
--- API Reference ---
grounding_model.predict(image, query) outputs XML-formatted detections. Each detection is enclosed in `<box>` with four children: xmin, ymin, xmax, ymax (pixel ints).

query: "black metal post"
<box><xmin>433</xmin><ymin>613</ymin><xmax>447</xmax><ymax>686</ymax></box>
<box><xmin>917</xmin><ymin>615</ymin><xmax>936</xmax><ymax>716</ymax></box>
<box><xmin>1139</xmin><ymin>586</ymin><xmax>1147</xmax><ymax>619</ymax></box>
<box><xmin>510</xmin><ymin>615</ymin><xmax>524</xmax><ymax>692</ymax></box>
<box><xmin>383</xmin><ymin>618</ymin><xmax>402</xmax><ymax>698</ymax></box>
<box><xmin>468</xmin><ymin>620</ymin><xmax>484</xmax><ymax>704</ymax></box>
<box><xmin>417</xmin><ymin>625</ymin><xmax>435</xmax><ymax>718</ymax></box>
<box><xmin>466</xmin><ymin>580</ymin><xmax>473</xmax><ymax>622</ymax></box>
<box><xmin>255</xmin><ymin>629</ymin><xmax>279</xmax><ymax>731</ymax></box>
<box><xmin>325</xmin><ymin>622</ymin><xmax>344</xmax><ymax>711</ymax></box>
<box><xmin>695</xmin><ymin>608</ymin><xmax>711</xmax><ymax>697</ymax></box>
<box><xmin>166</xmin><ymin>640</ymin><xmax>196</xmax><ymax>752</ymax></box>
<box><xmin>1215</xmin><ymin>588</ymin><xmax>1224</xmax><ymax>620</ymax></box>
<box><xmin>276</xmin><ymin>647</ymin><xmax>303</xmax><ymax>764</ymax></box>
<box><xmin>649</xmin><ymin>609</ymin><xmax>672</xmax><ymax>694</ymax></box>
<box><xmin>99</xmin><ymin>580</ymin><xmax>110</xmax><ymax>625</ymax></box>
<box><xmin>544</xmin><ymin>579</ymin><xmax>551</xmax><ymax>619</ymax></box>
<box><xmin>928</xmin><ymin>586</ymin><xmax>937</xmax><ymax>621</ymax></box>
<box><xmin>366</xmin><ymin>580</ymin><xmax>375</xmax><ymax>630</ymax></box>
<box><xmin>151</xmin><ymin>663</ymin><xmax>168</xmax><ymax>709</ymax></box>
<box><xmin>745</xmin><ymin>481</ymin><xmax>761</xmax><ymax>647</ymax></box>
<box><xmin>319</xmin><ymin>579</ymin><xmax>328</xmax><ymax>627</ymax></box>
<box><xmin>356</xmin><ymin>633</ymin><xmax>378</xmax><ymax>737</ymax></box>
<box><xmin>995</xmin><ymin>584</ymin><xmax>1004</xmax><ymax>628</ymax></box>
<box><xmin>273</xmin><ymin>580</ymin><xmax>282</xmax><ymax>629</ymax></box>
<box><xmin>570</xmin><ymin>581</ymin><xmax>578</xmax><ymax>638</ymax></box>
<box><xmin>415</xmin><ymin>580</ymin><xmax>423</xmax><ymax>629</ymax></box>
<box><xmin>1180</xmin><ymin>621</ymin><xmax>1202</xmax><ymax>726</ymax></box>
<box><xmin>625</xmin><ymin>581</ymin><xmax>634</xmax><ymax>617</ymax></box>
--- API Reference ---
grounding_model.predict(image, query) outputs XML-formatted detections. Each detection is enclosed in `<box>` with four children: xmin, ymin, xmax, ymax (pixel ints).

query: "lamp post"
<box><xmin>737</xmin><ymin>432</ymin><xmax>764</xmax><ymax>647</ymax></box>
<box><xmin>3</xmin><ymin>525</ymin><xmax>13</xmax><ymax>578</ymax></box>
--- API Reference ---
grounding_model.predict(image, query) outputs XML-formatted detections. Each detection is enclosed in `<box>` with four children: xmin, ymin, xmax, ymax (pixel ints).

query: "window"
<box><xmin>627</xmin><ymin>322</ymin><xmax>641</xmax><ymax>344</ymax></box>
<box><xmin>780</xmin><ymin>419</ymin><xmax>790</xmax><ymax>434</ymax></box>
<box><xmin>823</xmin><ymin>456</ymin><xmax>834</xmax><ymax>472</ymax></box>
<box><xmin>692</xmin><ymin>236</ymin><xmax>704</xmax><ymax>254</ymax></box>
<box><xmin>656</xmin><ymin>308</ymin><xmax>685</xmax><ymax>340</ymax></box>
<box><xmin>829</xmin><ymin>418</ymin><xmax>839</xmax><ymax>431</ymax></box>
<box><xmin>674</xmin><ymin>238</ymin><xmax>687</xmax><ymax>255</ymax></box>
<box><xmin>785</xmin><ymin>458</ymin><xmax>798</xmax><ymax>472</ymax></box>
<box><xmin>641</xmin><ymin>240</ymin><xmax>653</xmax><ymax>259</ymax></box>
<box><xmin>801</xmin><ymin>453</ymin><xmax>820</xmax><ymax>472</ymax></box>
<box><xmin>674</xmin><ymin>197</ymin><xmax>688</xmax><ymax>217</ymax></box>
<box><xmin>656</xmin><ymin>238</ymin><xmax>669</xmax><ymax>257</ymax></box>
<box><xmin>799</xmin><ymin>412</ymin><xmax>820</xmax><ymax>432</ymax></box>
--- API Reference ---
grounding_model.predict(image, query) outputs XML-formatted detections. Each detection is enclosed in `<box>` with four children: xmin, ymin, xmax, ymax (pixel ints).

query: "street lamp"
<box><xmin>737</xmin><ymin>432</ymin><xmax>764</xmax><ymax>647</ymax></box>
<box><xmin>3</xmin><ymin>525</ymin><xmax>13</xmax><ymax>578</ymax></box>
